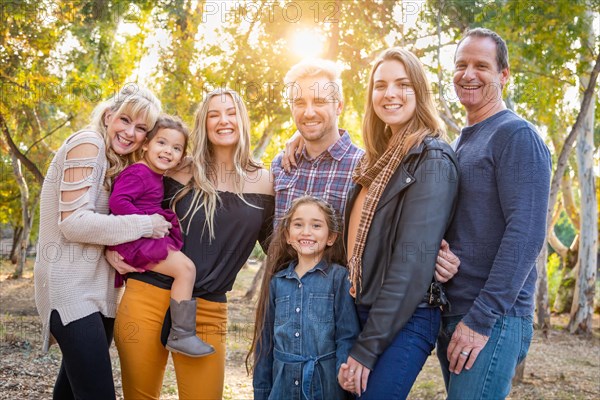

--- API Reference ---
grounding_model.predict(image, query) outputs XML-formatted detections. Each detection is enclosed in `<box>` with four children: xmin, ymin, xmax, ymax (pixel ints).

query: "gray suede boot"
<box><xmin>165</xmin><ymin>298</ymin><xmax>215</xmax><ymax>357</ymax></box>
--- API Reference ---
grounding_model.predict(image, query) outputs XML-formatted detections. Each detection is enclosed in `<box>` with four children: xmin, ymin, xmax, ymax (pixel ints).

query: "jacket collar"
<box><xmin>344</xmin><ymin>137</ymin><xmax>441</xmax><ymax>236</ymax></box>
<box><xmin>274</xmin><ymin>259</ymin><xmax>330</xmax><ymax>279</ymax></box>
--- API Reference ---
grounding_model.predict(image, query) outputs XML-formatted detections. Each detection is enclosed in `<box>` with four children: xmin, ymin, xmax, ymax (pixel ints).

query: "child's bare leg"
<box><xmin>150</xmin><ymin>251</ymin><xmax>195</xmax><ymax>302</ymax></box>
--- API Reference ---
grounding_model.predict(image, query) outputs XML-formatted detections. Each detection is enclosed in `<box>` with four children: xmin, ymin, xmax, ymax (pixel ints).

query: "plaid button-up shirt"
<box><xmin>271</xmin><ymin>130</ymin><xmax>364</xmax><ymax>226</ymax></box>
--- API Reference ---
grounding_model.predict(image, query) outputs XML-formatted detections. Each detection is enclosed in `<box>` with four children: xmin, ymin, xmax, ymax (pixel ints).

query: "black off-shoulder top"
<box><xmin>128</xmin><ymin>176</ymin><xmax>274</xmax><ymax>302</ymax></box>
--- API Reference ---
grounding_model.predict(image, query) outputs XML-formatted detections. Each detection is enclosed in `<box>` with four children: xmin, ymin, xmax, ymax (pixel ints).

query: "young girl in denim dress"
<box><xmin>249</xmin><ymin>196</ymin><xmax>360</xmax><ymax>400</ymax></box>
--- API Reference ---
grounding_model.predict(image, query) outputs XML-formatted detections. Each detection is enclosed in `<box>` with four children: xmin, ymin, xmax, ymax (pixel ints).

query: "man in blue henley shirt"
<box><xmin>436</xmin><ymin>28</ymin><xmax>551</xmax><ymax>399</ymax></box>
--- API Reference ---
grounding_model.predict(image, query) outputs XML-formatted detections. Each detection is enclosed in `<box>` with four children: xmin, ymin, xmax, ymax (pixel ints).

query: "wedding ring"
<box><xmin>349</xmin><ymin>369</ymin><xmax>355</xmax><ymax>373</ymax></box>
<box><xmin>460</xmin><ymin>350</ymin><xmax>470</xmax><ymax>357</ymax></box>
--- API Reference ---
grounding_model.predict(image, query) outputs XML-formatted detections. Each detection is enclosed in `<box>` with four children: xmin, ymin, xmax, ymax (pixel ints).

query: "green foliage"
<box><xmin>1</xmin><ymin>0</ymin><xmax>597</xmax><ymax>257</ymax></box>
<box><xmin>250</xmin><ymin>242</ymin><xmax>266</xmax><ymax>261</ymax></box>
<box><xmin>424</xmin><ymin>0</ymin><xmax>596</xmax><ymax>136</ymax></box>
<box><xmin>182</xmin><ymin>0</ymin><xmax>405</xmax><ymax>160</ymax></box>
<box><xmin>422</xmin><ymin>2</ymin><xmax>598</xmax><ymax>299</ymax></box>
<box><xmin>546</xmin><ymin>253</ymin><xmax>563</xmax><ymax>308</ymax></box>
<box><xmin>554</xmin><ymin>211</ymin><xmax>578</xmax><ymax>248</ymax></box>
<box><xmin>0</xmin><ymin>1</ymin><xmax>159</xmax><ymax>254</ymax></box>
<box><xmin>0</xmin><ymin>156</ymin><xmax>20</xmax><ymax>226</ymax></box>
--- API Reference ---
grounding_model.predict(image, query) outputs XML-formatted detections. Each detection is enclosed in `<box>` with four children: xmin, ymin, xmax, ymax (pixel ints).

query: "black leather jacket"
<box><xmin>344</xmin><ymin>137</ymin><xmax>459</xmax><ymax>369</ymax></box>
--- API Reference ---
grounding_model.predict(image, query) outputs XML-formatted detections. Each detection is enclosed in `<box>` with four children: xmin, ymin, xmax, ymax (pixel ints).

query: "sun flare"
<box><xmin>289</xmin><ymin>29</ymin><xmax>326</xmax><ymax>59</ymax></box>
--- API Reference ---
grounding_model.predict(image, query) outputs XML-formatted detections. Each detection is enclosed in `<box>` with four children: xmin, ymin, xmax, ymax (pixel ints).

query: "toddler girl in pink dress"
<box><xmin>108</xmin><ymin>115</ymin><xmax>213</xmax><ymax>358</ymax></box>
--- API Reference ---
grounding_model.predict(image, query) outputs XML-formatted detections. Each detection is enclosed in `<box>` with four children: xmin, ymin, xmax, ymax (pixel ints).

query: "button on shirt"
<box><xmin>252</xmin><ymin>260</ymin><xmax>360</xmax><ymax>400</ymax></box>
<box><xmin>271</xmin><ymin>130</ymin><xmax>364</xmax><ymax>225</ymax></box>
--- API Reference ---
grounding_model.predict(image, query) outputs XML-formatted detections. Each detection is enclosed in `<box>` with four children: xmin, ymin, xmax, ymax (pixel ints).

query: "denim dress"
<box><xmin>253</xmin><ymin>260</ymin><xmax>360</xmax><ymax>400</ymax></box>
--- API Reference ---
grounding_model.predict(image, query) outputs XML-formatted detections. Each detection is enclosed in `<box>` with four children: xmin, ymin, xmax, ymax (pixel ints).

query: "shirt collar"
<box><xmin>274</xmin><ymin>259</ymin><xmax>330</xmax><ymax>279</ymax></box>
<box><xmin>299</xmin><ymin>129</ymin><xmax>353</xmax><ymax>162</ymax></box>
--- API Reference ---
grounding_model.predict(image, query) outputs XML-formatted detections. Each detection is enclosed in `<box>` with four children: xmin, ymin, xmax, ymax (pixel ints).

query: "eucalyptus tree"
<box><xmin>423</xmin><ymin>0</ymin><xmax>599</xmax><ymax>334</ymax></box>
<box><xmin>0</xmin><ymin>0</ymin><xmax>154</xmax><ymax>276</ymax></box>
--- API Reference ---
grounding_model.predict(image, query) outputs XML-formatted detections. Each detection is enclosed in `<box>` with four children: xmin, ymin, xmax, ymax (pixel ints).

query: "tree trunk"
<box><xmin>9</xmin><ymin>226</ymin><xmax>23</xmax><ymax>264</ymax></box>
<box><xmin>324</xmin><ymin>0</ymin><xmax>340</xmax><ymax>59</ymax></box>
<box><xmin>9</xmin><ymin>150</ymin><xmax>33</xmax><ymax>279</ymax></box>
<box><xmin>553</xmin><ymin>239</ymin><xmax>579</xmax><ymax>313</ymax></box>
<box><xmin>244</xmin><ymin>261</ymin><xmax>265</xmax><ymax>301</ymax></box>
<box><xmin>0</xmin><ymin>112</ymin><xmax>44</xmax><ymax>184</ymax></box>
<box><xmin>546</xmin><ymin>51</ymin><xmax>600</xmax><ymax>232</ymax></box>
<box><xmin>535</xmin><ymin>248</ymin><xmax>550</xmax><ymax>335</ymax></box>
<box><xmin>253</xmin><ymin>119</ymin><xmax>276</xmax><ymax>160</ymax></box>
<box><xmin>536</xmin><ymin>45</ymin><xmax>600</xmax><ymax>327</ymax></box>
<box><xmin>568</xmin><ymin>46</ymin><xmax>598</xmax><ymax>334</ymax></box>
<box><xmin>561</xmin><ymin>175</ymin><xmax>580</xmax><ymax>229</ymax></box>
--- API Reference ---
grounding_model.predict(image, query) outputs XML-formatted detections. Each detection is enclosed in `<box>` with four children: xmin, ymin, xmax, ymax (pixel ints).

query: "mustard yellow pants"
<box><xmin>115</xmin><ymin>279</ymin><xmax>227</xmax><ymax>399</ymax></box>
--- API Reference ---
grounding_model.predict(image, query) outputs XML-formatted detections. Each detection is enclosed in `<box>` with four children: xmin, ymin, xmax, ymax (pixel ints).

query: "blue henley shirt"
<box><xmin>445</xmin><ymin>109</ymin><xmax>551</xmax><ymax>337</ymax></box>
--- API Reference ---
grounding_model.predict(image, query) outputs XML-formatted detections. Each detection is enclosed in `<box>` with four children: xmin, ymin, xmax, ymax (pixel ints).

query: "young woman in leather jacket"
<box><xmin>338</xmin><ymin>48</ymin><xmax>459</xmax><ymax>399</ymax></box>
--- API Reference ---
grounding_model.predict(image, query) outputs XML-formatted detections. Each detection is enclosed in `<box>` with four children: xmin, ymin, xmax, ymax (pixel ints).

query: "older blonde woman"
<box><xmin>35</xmin><ymin>84</ymin><xmax>167</xmax><ymax>399</ymax></box>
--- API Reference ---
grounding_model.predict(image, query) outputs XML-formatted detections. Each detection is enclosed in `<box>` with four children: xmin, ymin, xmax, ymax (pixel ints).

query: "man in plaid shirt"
<box><xmin>271</xmin><ymin>58</ymin><xmax>460</xmax><ymax>282</ymax></box>
<box><xmin>271</xmin><ymin>59</ymin><xmax>363</xmax><ymax>225</ymax></box>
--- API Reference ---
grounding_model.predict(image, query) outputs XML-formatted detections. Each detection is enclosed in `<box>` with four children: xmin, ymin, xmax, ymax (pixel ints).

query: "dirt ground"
<box><xmin>1</xmin><ymin>260</ymin><xmax>599</xmax><ymax>399</ymax></box>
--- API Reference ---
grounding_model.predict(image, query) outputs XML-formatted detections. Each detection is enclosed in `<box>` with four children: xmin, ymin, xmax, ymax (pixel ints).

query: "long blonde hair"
<box><xmin>88</xmin><ymin>84</ymin><xmax>162</xmax><ymax>189</ymax></box>
<box><xmin>176</xmin><ymin>89</ymin><xmax>262</xmax><ymax>239</ymax></box>
<box><xmin>362</xmin><ymin>48</ymin><xmax>445</xmax><ymax>168</ymax></box>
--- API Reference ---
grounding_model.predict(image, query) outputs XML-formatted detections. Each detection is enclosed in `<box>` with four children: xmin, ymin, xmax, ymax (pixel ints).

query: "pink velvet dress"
<box><xmin>108</xmin><ymin>163</ymin><xmax>183</xmax><ymax>287</ymax></box>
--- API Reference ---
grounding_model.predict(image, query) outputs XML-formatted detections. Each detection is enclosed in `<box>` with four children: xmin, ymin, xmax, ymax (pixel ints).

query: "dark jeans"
<box><xmin>356</xmin><ymin>305</ymin><xmax>441</xmax><ymax>400</ymax></box>
<box><xmin>50</xmin><ymin>310</ymin><xmax>116</xmax><ymax>400</ymax></box>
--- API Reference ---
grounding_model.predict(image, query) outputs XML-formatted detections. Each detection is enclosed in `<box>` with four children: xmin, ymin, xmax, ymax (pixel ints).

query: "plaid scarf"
<box><xmin>348</xmin><ymin>126</ymin><xmax>427</xmax><ymax>296</ymax></box>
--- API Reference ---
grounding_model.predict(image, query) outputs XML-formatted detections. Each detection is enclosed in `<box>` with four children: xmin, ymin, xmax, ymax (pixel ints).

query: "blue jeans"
<box><xmin>356</xmin><ymin>305</ymin><xmax>441</xmax><ymax>400</ymax></box>
<box><xmin>437</xmin><ymin>315</ymin><xmax>533</xmax><ymax>400</ymax></box>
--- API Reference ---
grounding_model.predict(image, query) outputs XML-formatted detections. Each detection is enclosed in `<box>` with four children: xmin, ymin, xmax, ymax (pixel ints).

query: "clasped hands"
<box><xmin>337</xmin><ymin>356</ymin><xmax>370</xmax><ymax>396</ymax></box>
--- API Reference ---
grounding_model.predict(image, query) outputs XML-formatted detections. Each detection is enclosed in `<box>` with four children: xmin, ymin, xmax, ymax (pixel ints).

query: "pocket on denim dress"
<box><xmin>308</xmin><ymin>293</ymin><xmax>334</xmax><ymax>323</ymax></box>
<box><xmin>274</xmin><ymin>296</ymin><xmax>290</xmax><ymax>326</ymax></box>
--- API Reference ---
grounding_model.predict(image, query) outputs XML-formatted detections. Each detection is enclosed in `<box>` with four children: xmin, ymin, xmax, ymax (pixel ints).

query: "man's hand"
<box><xmin>105</xmin><ymin>249</ymin><xmax>145</xmax><ymax>275</ymax></box>
<box><xmin>447</xmin><ymin>321</ymin><xmax>489</xmax><ymax>374</ymax></box>
<box><xmin>281</xmin><ymin>131</ymin><xmax>304</xmax><ymax>172</ymax></box>
<box><xmin>435</xmin><ymin>239</ymin><xmax>460</xmax><ymax>282</ymax></box>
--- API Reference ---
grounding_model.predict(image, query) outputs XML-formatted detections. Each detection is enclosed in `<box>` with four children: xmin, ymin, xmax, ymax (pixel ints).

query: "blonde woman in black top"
<box><xmin>108</xmin><ymin>89</ymin><xmax>274</xmax><ymax>399</ymax></box>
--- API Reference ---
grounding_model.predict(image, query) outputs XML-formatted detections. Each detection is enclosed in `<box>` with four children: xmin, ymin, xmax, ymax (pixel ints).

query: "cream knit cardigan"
<box><xmin>34</xmin><ymin>130</ymin><xmax>153</xmax><ymax>351</ymax></box>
